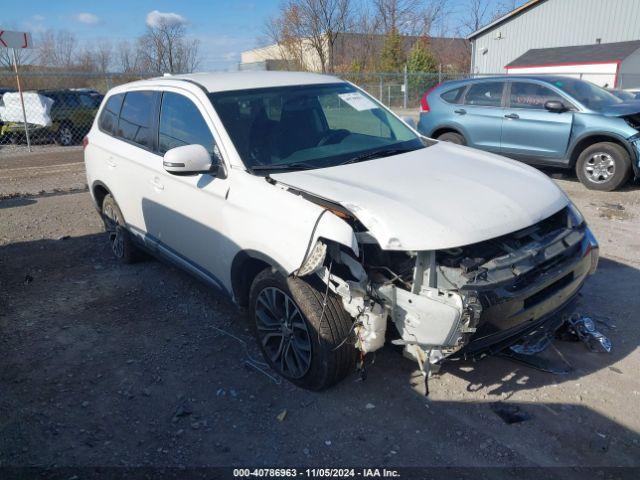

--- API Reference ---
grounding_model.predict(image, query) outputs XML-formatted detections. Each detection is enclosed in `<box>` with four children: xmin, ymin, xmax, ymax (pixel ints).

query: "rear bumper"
<box><xmin>458</xmin><ymin>226</ymin><xmax>598</xmax><ymax>358</ymax></box>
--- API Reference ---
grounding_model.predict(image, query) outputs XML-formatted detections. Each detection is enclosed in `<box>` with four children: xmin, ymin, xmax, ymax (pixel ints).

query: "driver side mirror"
<box><xmin>163</xmin><ymin>144</ymin><xmax>225</xmax><ymax>177</ymax></box>
<box><xmin>544</xmin><ymin>100</ymin><xmax>566</xmax><ymax>113</ymax></box>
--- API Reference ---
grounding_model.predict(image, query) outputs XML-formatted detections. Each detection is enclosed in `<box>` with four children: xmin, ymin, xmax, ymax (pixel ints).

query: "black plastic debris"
<box><xmin>557</xmin><ymin>314</ymin><xmax>612</xmax><ymax>353</ymax></box>
<box><xmin>490</xmin><ymin>403</ymin><xmax>531</xmax><ymax>424</ymax></box>
<box><xmin>509</xmin><ymin>328</ymin><xmax>553</xmax><ymax>355</ymax></box>
<box><xmin>499</xmin><ymin>349</ymin><xmax>572</xmax><ymax>374</ymax></box>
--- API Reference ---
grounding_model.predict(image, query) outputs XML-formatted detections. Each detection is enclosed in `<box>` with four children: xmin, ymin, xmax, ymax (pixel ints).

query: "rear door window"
<box><xmin>509</xmin><ymin>82</ymin><xmax>567</xmax><ymax>109</ymax></box>
<box><xmin>98</xmin><ymin>93</ymin><xmax>124</xmax><ymax>136</ymax></box>
<box><xmin>158</xmin><ymin>92</ymin><xmax>215</xmax><ymax>155</ymax></box>
<box><xmin>117</xmin><ymin>91</ymin><xmax>156</xmax><ymax>149</ymax></box>
<box><xmin>464</xmin><ymin>82</ymin><xmax>505</xmax><ymax>107</ymax></box>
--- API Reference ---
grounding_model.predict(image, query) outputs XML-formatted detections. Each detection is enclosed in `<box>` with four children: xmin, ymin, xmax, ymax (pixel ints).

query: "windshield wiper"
<box><xmin>339</xmin><ymin>147</ymin><xmax>416</xmax><ymax>166</ymax></box>
<box><xmin>251</xmin><ymin>162</ymin><xmax>315</xmax><ymax>172</ymax></box>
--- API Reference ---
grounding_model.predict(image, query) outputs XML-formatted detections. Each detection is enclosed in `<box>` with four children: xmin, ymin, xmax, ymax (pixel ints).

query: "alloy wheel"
<box><xmin>59</xmin><ymin>127</ymin><xmax>74</xmax><ymax>146</ymax></box>
<box><xmin>255</xmin><ymin>287</ymin><xmax>312</xmax><ymax>379</ymax></box>
<box><xmin>584</xmin><ymin>152</ymin><xmax>615</xmax><ymax>184</ymax></box>
<box><xmin>103</xmin><ymin>204</ymin><xmax>125</xmax><ymax>258</ymax></box>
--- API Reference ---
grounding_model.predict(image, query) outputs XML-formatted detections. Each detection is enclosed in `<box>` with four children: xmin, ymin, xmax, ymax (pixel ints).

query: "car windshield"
<box><xmin>209</xmin><ymin>82</ymin><xmax>424</xmax><ymax>172</ymax></box>
<box><xmin>551</xmin><ymin>78</ymin><xmax>623</xmax><ymax>110</ymax></box>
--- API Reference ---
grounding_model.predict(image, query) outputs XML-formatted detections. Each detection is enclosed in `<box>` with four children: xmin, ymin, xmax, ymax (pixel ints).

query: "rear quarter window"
<box><xmin>440</xmin><ymin>87</ymin><xmax>465</xmax><ymax>104</ymax></box>
<box><xmin>98</xmin><ymin>93</ymin><xmax>124</xmax><ymax>136</ymax></box>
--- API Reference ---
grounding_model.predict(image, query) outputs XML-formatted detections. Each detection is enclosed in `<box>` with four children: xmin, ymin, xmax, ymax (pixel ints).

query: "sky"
<box><xmin>4</xmin><ymin>0</ymin><xmax>519</xmax><ymax>70</ymax></box>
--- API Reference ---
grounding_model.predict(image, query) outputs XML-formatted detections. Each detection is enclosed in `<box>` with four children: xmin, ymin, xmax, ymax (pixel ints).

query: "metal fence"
<box><xmin>1</xmin><ymin>69</ymin><xmax>639</xmax><ymax>156</ymax></box>
<box><xmin>0</xmin><ymin>71</ymin><xmax>155</xmax><ymax>153</ymax></box>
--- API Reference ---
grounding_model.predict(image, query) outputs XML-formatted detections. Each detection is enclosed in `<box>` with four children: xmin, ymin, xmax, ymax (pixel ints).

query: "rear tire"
<box><xmin>55</xmin><ymin>123</ymin><xmax>75</xmax><ymax>146</ymax></box>
<box><xmin>437</xmin><ymin>131</ymin><xmax>466</xmax><ymax>145</ymax></box>
<box><xmin>576</xmin><ymin>142</ymin><xmax>631</xmax><ymax>191</ymax></box>
<box><xmin>101</xmin><ymin>194</ymin><xmax>142</xmax><ymax>264</ymax></box>
<box><xmin>249</xmin><ymin>269</ymin><xmax>357</xmax><ymax>390</ymax></box>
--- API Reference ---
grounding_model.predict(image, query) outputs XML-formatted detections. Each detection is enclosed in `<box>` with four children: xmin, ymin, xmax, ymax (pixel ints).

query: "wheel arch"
<box><xmin>231</xmin><ymin>250</ymin><xmax>288</xmax><ymax>307</ymax></box>
<box><xmin>431</xmin><ymin>125</ymin><xmax>466</xmax><ymax>141</ymax></box>
<box><xmin>568</xmin><ymin>132</ymin><xmax>635</xmax><ymax>169</ymax></box>
<box><xmin>91</xmin><ymin>180</ymin><xmax>111</xmax><ymax>212</ymax></box>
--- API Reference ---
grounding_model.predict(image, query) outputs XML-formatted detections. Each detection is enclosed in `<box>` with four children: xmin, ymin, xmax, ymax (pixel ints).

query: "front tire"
<box><xmin>249</xmin><ymin>269</ymin><xmax>357</xmax><ymax>390</ymax></box>
<box><xmin>576</xmin><ymin>142</ymin><xmax>631</xmax><ymax>191</ymax></box>
<box><xmin>437</xmin><ymin>131</ymin><xmax>466</xmax><ymax>145</ymax></box>
<box><xmin>101</xmin><ymin>194</ymin><xmax>142</xmax><ymax>264</ymax></box>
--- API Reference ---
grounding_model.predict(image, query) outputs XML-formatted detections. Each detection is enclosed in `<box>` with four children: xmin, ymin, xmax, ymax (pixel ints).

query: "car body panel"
<box><xmin>271</xmin><ymin>141</ymin><xmax>568</xmax><ymax>251</ymax></box>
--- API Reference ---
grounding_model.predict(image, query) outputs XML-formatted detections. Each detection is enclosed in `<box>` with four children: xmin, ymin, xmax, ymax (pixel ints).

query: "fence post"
<box><xmin>403</xmin><ymin>65</ymin><xmax>408</xmax><ymax>110</ymax></box>
<box><xmin>379</xmin><ymin>76</ymin><xmax>383</xmax><ymax>101</ymax></box>
<box><xmin>438</xmin><ymin>64</ymin><xmax>442</xmax><ymax>83</ymax></box>
<box><xmin>12</xmin><ymin>48</ymin><xmax>32</xmax><ymax>152</ymax></box>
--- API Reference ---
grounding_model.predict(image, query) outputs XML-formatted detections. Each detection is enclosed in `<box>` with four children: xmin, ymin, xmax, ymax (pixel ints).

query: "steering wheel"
<box><xmin>317</xmin><ymin>129</ymin><xmax>350</xmax><ymax>146</ymax></box>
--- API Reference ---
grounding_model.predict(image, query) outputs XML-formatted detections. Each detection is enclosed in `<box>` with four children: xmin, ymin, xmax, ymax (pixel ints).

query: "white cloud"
<box><xmin>146</xmin><ymin>10</ymin><xmax>188</xmax><ymax>28</ymax></box>
<box><xmin>74</xmin><ymin>13</ymin><xmax>100</xmax><ymax>25</ymax></box>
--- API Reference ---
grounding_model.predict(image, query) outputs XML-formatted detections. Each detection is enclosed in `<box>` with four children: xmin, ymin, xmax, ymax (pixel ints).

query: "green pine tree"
<box><xmin>407</xmin><ymin>38</ymin><xmax>439</xmax><ymax>100</ymax></box>
<box><xmin>379</xmin><ymin>28</ymin><xmax>405</xmax><ymax>72</ymax></box>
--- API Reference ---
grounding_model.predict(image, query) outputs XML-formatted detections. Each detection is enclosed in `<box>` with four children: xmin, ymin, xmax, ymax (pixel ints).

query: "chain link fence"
<box><xmin>1</xmin><ymin>69</ymin><xmax>636</xmax><ymax>155</ymax></box>
<box><xmin>0</xmin><ymin>71</ymin><xmax>155</xmax><ymax>155</ymax></box>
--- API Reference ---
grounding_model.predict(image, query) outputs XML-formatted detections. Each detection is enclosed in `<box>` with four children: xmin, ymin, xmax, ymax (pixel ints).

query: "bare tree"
<box><xmin>373</xmin><ymin>0</ymin><xmax>448</xmax><ymax>36</ymax></box>
<box><xmin>115</xmin><ymin>40</ymin><xmax>141</xmax><ymax>73</ymax></box>
<box><xmin>37</xmin><ymin>30</ymin><xmax>78</xmax><ymax>68</ymax></box>
<box><xmin>458</xmin><ymin>0</ymin><xmax>520</xmax><ymax>35</ymax></box>
<box><xmin>138</xmin><ymin>20</ymin><xmax>201</xmax><ymax>74</ymax></box>
<box><xmin>0</xmin><ymin>48</ymin><xmax>34</xmax><ymax>69</ymax></box>
<box><xmin>93</xmin><ymin>41</ymin><xmax>113</xmax><ymax>73</ymax></box>
<box><xmin>265</xmin><ymin>0</ymin><xmax>352</xmax><ymax>73</ymax></box>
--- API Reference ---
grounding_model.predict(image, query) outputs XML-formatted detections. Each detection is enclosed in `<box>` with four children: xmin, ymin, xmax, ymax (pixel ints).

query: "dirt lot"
<box><xmin>1</xmin><ymin>151</ymin><xmax>640</xmax><ymax>470</ymax></box>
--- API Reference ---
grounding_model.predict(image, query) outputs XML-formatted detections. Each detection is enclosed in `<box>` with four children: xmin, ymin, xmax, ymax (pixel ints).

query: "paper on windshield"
<box><xmin>338</xmin><ymin>92</ymin><xmax>377</xmax><ymax>111</ymax></box>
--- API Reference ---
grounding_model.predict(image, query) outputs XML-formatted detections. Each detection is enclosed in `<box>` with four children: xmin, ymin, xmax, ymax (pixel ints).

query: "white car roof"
<box><xmin>122</xmin><ymin>71</ymin><xmax>344</xmax><ymax>94</ymax></box>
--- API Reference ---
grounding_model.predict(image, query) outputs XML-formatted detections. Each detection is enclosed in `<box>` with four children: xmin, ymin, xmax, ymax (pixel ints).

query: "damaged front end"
<box><xmin>300</xmin><ymin>202</ymin><xmax>599</xmax><ymax>380</ymax></box>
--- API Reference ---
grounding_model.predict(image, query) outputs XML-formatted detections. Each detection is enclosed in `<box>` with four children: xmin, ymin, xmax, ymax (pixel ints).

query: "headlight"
<box><xmin>567</xmin><ymin>201</ymin><xmax>584</xmax><ymax>228</ymax></box>
<box><xmin>297</xmin><ymin>240</ymin><xmax>327</xmax><ymax>277</ymax></box>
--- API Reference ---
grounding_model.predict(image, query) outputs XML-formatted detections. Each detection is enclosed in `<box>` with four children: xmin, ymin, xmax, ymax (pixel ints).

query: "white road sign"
<box><xmin>0</xmin><ymin>30</ymin><xmax>33</xmax><ymax>49</ymax></box>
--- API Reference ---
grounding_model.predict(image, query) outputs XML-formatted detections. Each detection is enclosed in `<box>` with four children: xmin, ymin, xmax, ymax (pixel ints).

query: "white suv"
<box><xmin>85</xmin><ymin>71</ymin><xmax>599</xmax><ymax>390</ymax></box>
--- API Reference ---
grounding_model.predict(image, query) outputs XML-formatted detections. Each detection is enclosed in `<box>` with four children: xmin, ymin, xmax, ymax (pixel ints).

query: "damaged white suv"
<box><xmin>85</xmin><ymin>72</ymin><xmax>599</xmax><ymax>390</ymax></box>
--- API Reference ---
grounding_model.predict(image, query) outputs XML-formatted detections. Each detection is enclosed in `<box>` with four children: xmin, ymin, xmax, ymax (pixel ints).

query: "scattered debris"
<box><xmin>365</xmin><ymin>403</ymin><xmax>375</xmax><ymax>410</ymax></box>
<box><xmin>23</xmin><ymin>274</ymin><xmax>34</xmax><ymax>285</ymax></box>
<box><xmin>557</xmin><ymin>314</ymin><xmax>612</xmax><ymax>353</ymax></box>
<box><xmin>276</xmin><ymin>410</ymin><xmax>287</xmax><ymax>422</ymax></box>
<box><xmin>490</xmin><ymin>403</ymin><xmax>531</xmax><ymax>424</ymax></box>
<box><xmin>324</xmin><ymin>440</ymin><xmax>332</xmax><ymax>446</ymax></box>
<box><xmin>509</xmin><ymin>329</ymin><xmax>554</xmax><ymax>355</ymax></box>
<box><xmin>596</xmin><ymin>202</ymin><xmax>632</xmax><ymax>220</ymax></box>
<box><xmin>57</xmin><ymin>235</ymin><xmax>70</xmax><ymax>241</ymax></box>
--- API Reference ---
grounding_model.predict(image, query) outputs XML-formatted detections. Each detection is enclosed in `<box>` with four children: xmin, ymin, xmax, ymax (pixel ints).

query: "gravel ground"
<box><xmin>1</xmin><ymin>154</ymin><xmax>639</xmax><ymax>469</ymax></box>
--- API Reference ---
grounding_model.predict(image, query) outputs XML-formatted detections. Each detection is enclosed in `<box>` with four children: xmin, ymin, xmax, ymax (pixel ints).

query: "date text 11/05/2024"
<box><xmin>233</xmin><ymin>468</ymin><xmax>401</xmax><ymax>478</ymax></box>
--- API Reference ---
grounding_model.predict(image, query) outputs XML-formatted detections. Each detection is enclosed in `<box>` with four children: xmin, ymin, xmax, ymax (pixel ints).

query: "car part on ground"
<box><xmin>557</xmin><ymin>314</ymin><xmax>613</xmax><ymax>353</ymax></box>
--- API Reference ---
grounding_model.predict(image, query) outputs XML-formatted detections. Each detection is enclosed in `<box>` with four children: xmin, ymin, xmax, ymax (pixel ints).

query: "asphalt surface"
<box><xmin>1</xmin><ymin>147</ymin><xmax>639</xmax><ymax>470</ymax></box>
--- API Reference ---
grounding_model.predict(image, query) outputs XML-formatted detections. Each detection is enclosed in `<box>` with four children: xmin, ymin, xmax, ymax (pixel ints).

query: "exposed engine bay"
<box><xmin>296</xmin><ymin>200</ymin><xmax>600</xmax><ymax>384</ymax></box>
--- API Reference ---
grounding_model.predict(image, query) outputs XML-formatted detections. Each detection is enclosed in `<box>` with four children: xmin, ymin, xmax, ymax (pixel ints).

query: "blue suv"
<box><xmin>418</xmin><ymin>76</ymin><xmax>640</xmax><ymax>191</ymax></box>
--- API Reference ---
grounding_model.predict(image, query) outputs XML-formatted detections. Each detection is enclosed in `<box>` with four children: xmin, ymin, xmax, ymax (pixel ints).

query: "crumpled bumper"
<box><xmin>457</xmin><ymin>226</ymin><xmax>599</xmax><ymax>358</ymax></box>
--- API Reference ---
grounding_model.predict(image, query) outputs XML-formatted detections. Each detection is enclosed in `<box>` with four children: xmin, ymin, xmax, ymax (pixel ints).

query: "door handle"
<box><xmin>504</xmin><ymin>113</ymin><xmax>520</xmax><ymax>119</ymax></box>
<box><xmin>106</xmin><ymin>157</ymin><xmax>117</xmax><ymax>168</ymax></box>
<box><xmin>454</xmin><ymin>109</ymin><xmax>467</xmax><ymax>115</ymax></box>
<box><xmin>150</xmin><ymin>178</ymin><xmax>164</xmax><ymax>191</ymax></box>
